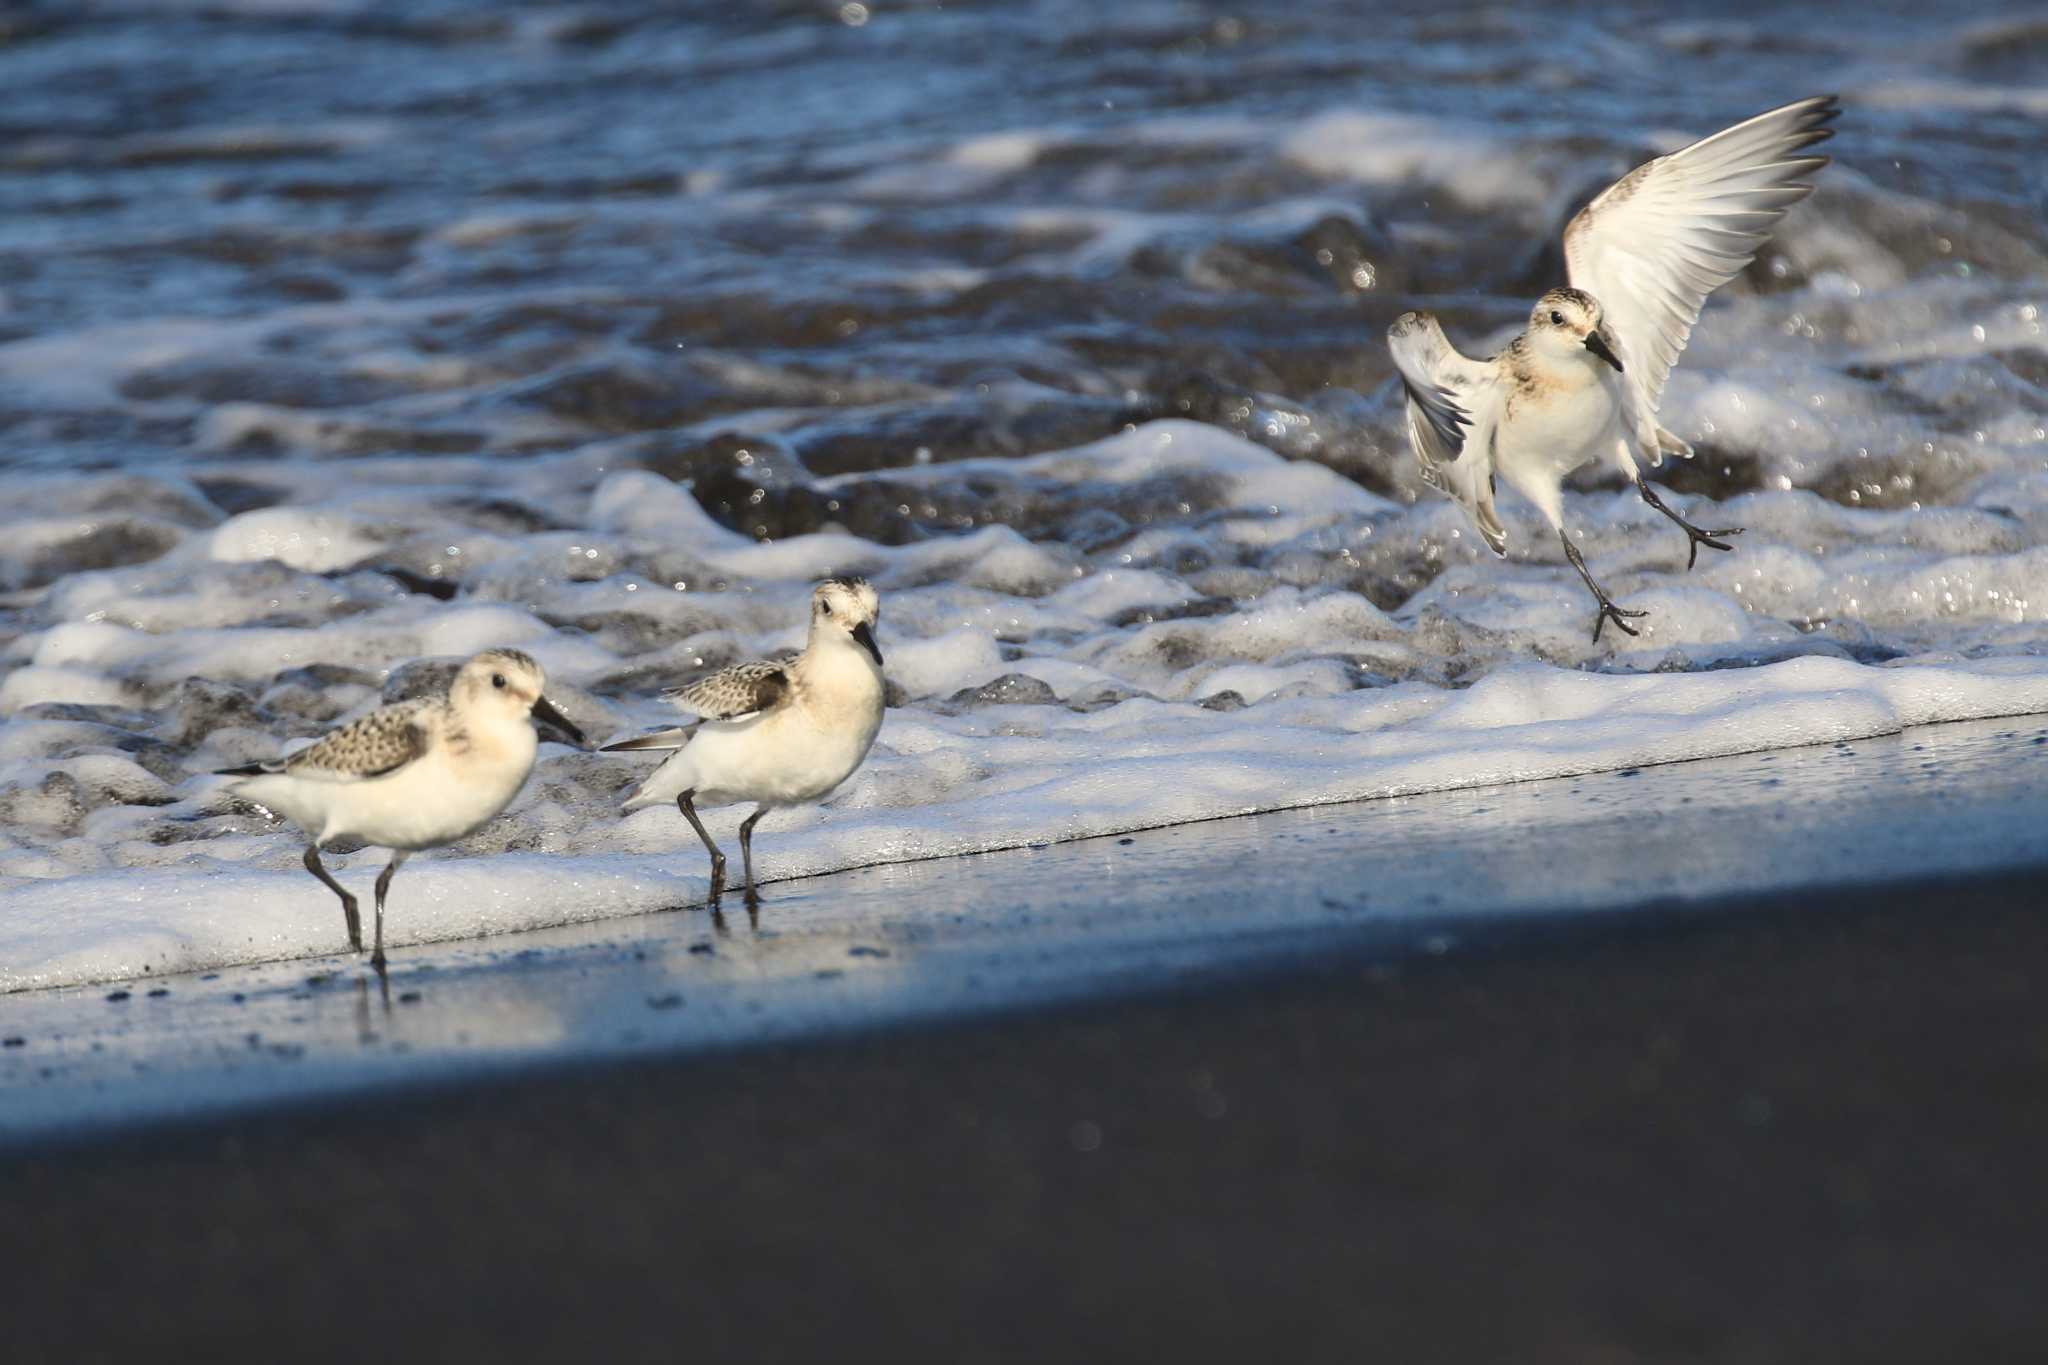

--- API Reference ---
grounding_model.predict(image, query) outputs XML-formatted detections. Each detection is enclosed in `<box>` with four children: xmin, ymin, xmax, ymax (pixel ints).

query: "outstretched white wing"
<box><xmin>1386</xmin><ymin>310</ymin><xmax>1508</xmax><ymax>554</ymax></box>
<box><xmin>1564</xmin><ymin>94</ymin><xmax>1837</xmax><ymax>418</ymax></box>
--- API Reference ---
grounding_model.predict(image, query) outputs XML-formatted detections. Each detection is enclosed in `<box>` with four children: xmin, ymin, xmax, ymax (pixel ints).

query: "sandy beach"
<box><xmin>6</xmin><ymin>849</ymin><xmax>2045</xmax><ymax>1362</ymax></box>
<box><xmin>5</xmin><ymin>713</ymin><xmax>2046</xmax><ymax>1141</ymax></box>
<box><xmin>3</xmin><ymin>717</ymin><xmax>2046</xmax><ymax>1360</ymax></box>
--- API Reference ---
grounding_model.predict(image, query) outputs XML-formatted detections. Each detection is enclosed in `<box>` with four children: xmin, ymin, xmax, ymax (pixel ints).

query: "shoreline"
<box><xmin>11</xmin><ymin>650</ymin><xmax>2048</xmax><ymax>997</ymax></box>
<box><xmin>4</xmin><ymin>710</ymin><xmax>2046</xmax><ymax>1144</ymax></box>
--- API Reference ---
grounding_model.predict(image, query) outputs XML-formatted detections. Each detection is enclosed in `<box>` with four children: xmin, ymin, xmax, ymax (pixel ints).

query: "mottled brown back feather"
<box><xmin>664</xmin><ymin>660</ymin><xmax>790</xmax><ymax>721</ymax></box>
<box><xmin>282</xmin><ymin>698</ymin><xmax>436</xmax><ymax>778</ymax></box>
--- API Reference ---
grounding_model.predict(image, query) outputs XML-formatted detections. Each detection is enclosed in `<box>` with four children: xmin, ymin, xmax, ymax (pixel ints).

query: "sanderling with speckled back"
<box><xmin>1388</xmin><ymin>95</ymin><xmax>1839</xmax><ymax>642</ymax></box>
<box><xmin>218</xmin><ymin>648</ymin><xmax>585</xmax><ymax>970</ymax></box>
<box><xmin>601</xmin><ymin>578</ymin><xmax>886</xmax><ymax>908</ymax></box>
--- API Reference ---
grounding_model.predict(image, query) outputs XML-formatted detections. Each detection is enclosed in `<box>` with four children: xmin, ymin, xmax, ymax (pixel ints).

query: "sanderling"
<box><xmin>601</xmin><ymin>578</ymin><xmax>886</xmax><ymax>908</ymax></box>
<box><xmin>1388</xmin><ymin>95</ymin><xmax>1839</xmax><ymax>642</ymax></box>
<box><xmin>218</xmin><ymin>648</ymin><xmax>585</xmax><ymax>970</ymax></box>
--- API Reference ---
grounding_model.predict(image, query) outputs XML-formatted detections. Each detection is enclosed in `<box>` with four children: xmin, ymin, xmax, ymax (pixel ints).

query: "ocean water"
<box><xmin>2</xmin><ymin>1</ymin><xmax>2045</xmax><ymax>989</ymax></box>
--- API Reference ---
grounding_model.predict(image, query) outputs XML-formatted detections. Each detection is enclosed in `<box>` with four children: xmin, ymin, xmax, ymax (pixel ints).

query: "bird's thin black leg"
<box><xmin>304</xmin><ymin>844</ymin><xmax>362</xmax><ymax>954</ymax></box>
<box><xmin>677</xmin><ymin>791</ymin><xmax>726</xmax><ymax>904</ymax></box>
<box><xmin>1638</xmin><ymin>480</ymin><xmax>1741</xmax><ymax>570</ymax></box>
<box><xmin>371</xmin><ymin>851</ymin><xmax>408</xmax><ymax>974</ymax></box>
<box><xmin>1561</xmin><ymin>531</ymin><xmax>1648</xmax><ymax>644</ymax></box>
<box><xmin>738</xmin><ymin>805</ymin><xmax>768</xmax><ymax>908</ymax></box>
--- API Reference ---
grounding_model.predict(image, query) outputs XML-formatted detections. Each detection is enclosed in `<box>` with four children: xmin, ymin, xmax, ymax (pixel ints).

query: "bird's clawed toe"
<box><xmin>1591</xmin><ymin>602</ymin><xmax>1649</xmax><ymax>643</ymax></box>
<box><xmin>1683</xmin><ymin>524</ymin><xmax>1743</xmax><ymax>570</ymax></box>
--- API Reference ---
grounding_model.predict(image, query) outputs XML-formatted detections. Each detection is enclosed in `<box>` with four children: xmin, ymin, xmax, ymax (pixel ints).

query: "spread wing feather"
<box><xmin>1385</xmin><ymin>310</ymin><xmax>1509</xmax><ymax>555</ymax></box>
<box><xmin>1564</xmin><ymin>95</ymin><xmax>1838</xmax><ymax>418</ymax></box>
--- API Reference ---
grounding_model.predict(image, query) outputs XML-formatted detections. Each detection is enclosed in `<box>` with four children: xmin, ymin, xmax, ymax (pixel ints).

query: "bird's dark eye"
<box><xmin>1549</xmin><ymin>310</ymin><xmax>1564</xmax><ymax>326</ymax></box>
<box><xmin>819</xmin><ymin>598</ymin><xmax>832</xmax><ymax>617</ymax></box>
<box><xmin>491</xmin><ymin>673</ymin><xmax>507</xmax><ymax>689</ymax></box>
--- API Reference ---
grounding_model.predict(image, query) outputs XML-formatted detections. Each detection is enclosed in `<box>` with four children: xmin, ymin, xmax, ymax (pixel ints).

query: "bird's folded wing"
<box><xmin>663</xmin><ymin>660</ymin><xmax>790</xmax><ymax>722</ymax></box>
<box><xmin>1564</xmin><ymin>94</ymin><xmax>1837</xmax><ymax>416</ymax></box>
<box><xmin>263</xmin><ymin>699</ymin><xmax>433</xmax><ymax>781</ymax></box>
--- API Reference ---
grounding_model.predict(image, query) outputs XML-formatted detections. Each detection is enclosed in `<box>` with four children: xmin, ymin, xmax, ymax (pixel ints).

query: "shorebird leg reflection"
<box><xmin>676</xmin><ymin>791</ymin><xmax>726</xmax><ymax>905</ymax></box>
<box><xmin>738</xmin><ymin>805</ymin><xmax>768</xmax><ymax>908</ymax></box>
<box><xmin>1561</xmin><ymin>531</ymin><xmax>1647</xmax><ymax>644</ymax></box>
<box><xmin>353</xmin><ymin>973</ymin><xmax>391</xmax><ymax>1042</ymax></box>
<box><xmin>1638</xmin><ymin>481</ymin><xmax>1742</xmax><ymax>570</ymax></box>
<box><xmin>709</xmin><ymin>900</ymin><xmax>760</xmax><ymax>937</ymax></box>
<box><xmin>303</xmin><ymin>844</ymin><xmax>362</xmax><ymax>954</ymax></box>
<box><xmin>371</xmin><ymin>850</ymin><xmax>409</xmax><ymax>974</ymax></box>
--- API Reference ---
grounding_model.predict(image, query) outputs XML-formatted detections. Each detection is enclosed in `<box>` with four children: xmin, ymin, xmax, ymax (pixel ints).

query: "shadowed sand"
<box><xmin>4</xmin><ymin>862</ymin><xmax>2046</xmax><ymax>1360</ymax></box>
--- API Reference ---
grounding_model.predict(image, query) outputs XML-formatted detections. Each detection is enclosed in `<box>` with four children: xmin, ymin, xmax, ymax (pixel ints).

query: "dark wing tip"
<box><xmin>214</xmin><ymin>762</ymin><xmax>270</xmax><ymax>777</ymax></box>
<box><xmin>600</xmin><ymin>731</ymin><xmax>686</xmax><ymax>753</ymax></box>
<box><xmin>1400</xmin><ymin>375</ymin><xmax>1472</xmax><ymax>458</ymax></box>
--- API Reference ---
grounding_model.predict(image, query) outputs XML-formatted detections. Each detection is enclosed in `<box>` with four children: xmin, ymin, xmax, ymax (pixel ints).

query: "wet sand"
<box><xmin>6</xmin><ymin>714</ymin><xmax>2048</xmax><ymax>1139</ymax></box>
<box><xmin>5</xmin><ymin>867</ymin><xmax>2047</xmax><ymax>1363</ymax></box>
<box><xmin>3</xmin><ymin>716</ymin><xmax>2047</xmax><ymax>1361</ymax></box>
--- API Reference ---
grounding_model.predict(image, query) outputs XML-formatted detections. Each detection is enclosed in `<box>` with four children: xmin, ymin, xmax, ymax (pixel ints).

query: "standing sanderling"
<box><xmin>218</xmin><ymin>648</ymin><xmax>585</xmax><ymax>970</ymax></box>
<box><xmin>601</xmin><ymin>578</ymin><xmax>886</xmax><ymax>909</ymax></box>
<box><xmin>1388</xmin><ymin>95</ymin><xmax>1839</xmax><ymax>642</ymax></box>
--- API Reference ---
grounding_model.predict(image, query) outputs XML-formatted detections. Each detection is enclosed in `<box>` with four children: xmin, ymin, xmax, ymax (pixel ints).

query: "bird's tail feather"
<box><xmin>1652</xmin><ymin>425</ymin><xmax>1695</xmax><ymax>465</ymax></box>
<box><xmin>599</xmin><ymin>726</ymin><xmax>697</xmax><ymax>753</ymax></box>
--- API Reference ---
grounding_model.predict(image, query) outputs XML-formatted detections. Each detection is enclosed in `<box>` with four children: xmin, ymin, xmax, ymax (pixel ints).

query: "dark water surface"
<box><xmin>4</xmin><ymin>0</ymin><xmax>2042</xmax><ymax>485</ymax></box>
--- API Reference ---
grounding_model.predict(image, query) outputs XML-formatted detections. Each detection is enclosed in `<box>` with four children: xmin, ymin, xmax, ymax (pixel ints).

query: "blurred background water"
<box><xmin>2</xmin><ymin>0</ymin><xmax>2041</xmax><ymax>491</ymax></box>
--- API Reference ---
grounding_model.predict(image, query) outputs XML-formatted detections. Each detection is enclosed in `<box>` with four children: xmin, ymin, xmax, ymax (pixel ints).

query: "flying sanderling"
<box><xmin>218</xmin><ymin>648</ymin><xmax>585</xmax><ymax>970</ymax></box>
<box><xmin>1388</xmin><ymin>95</ymin><xmax>1839</xmax><ymax>641</ymax></box>
<box><xmin>601</xmin><ymin>578</ymin><xmax>886</xmax><ymax>909</ymax></box>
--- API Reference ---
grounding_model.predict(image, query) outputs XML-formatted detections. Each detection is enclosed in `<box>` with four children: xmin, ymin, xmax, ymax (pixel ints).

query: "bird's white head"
<box><xmin>810</xmin><ymin>577</ymin><xmax>883</xmax><ymax>667</ymax></box>
<box><xmin>451</xmin><ymin>649</ymin><xmax>585</xmax><ymax>746</ymax></box>
<box><xmin>1528</xmin><ymin>287</ymin><xmax>1624</xmax><ymax>375</ymax></box>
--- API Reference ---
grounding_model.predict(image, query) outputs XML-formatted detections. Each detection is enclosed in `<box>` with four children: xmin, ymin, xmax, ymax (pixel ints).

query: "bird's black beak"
<box><xmin>1584</xmin><ymin>329</ymin><xmax>1624</xmax><ymax>373</ymax></box>
<box><xmin>851</xmin><ymin>621</ymin><xmax>884</xmax><ymax>667</ymax></box>
<box><xmin>530</xmin><ymin>696</ymin><xmax>587</xmax><ymax>748</ymax></box>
